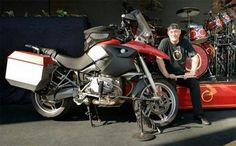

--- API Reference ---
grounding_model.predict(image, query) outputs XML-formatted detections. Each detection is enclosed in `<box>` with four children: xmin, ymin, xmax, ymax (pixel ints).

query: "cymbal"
<box><xmin>176</xmin><ymin>7</ymin><xmax>200</xmax><ymax>17</ymax></box>
<box><xmin>223</xmin><ymin>0</ymin><xmax>232</xmax><ymax>5</ymax></box>
<box><xmin>225</xmin><ymin>3</ymin><xmax>236</xmax><ymax>8</ymax></box>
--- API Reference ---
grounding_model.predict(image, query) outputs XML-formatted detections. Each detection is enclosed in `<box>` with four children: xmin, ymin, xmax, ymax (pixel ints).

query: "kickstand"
<box><xmin>86</xmin><ymin>102</ymin><xmax>95</xmax><ymax>127</ymax></box>
<box><xmin>132</xmin><ymin>100</ymin><xmax>155</xmax><ymax>141</ymax></box>
<box><xmin>94</xmin><ymin>105</ymin><xmax>101</xmax><ymax>122</ymax></box>
<box><xmin>153</xmin><ymin>125</ymin><xmax>162</xmax><ymax>134</ymax></box>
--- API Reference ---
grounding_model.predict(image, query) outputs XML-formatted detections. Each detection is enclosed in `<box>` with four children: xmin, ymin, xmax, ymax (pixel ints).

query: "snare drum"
<box><xmin>207</xmin><ymin>15</ymin><xmax>223</xmax><ymax>33</ymax></box>
<box><xmin>189</xmin><ymin>24</ymin><xmax>208</xmax><ymax>44</ymax></box>
<box><xmin>185</xmin><ymin>44</ymin><xmax>209</xmax><ymax>77</ymax></box>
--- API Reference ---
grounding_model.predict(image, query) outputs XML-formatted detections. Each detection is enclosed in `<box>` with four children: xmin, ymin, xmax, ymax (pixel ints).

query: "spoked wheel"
<box><xmin>133</xmin><ymin>79</ymin><xmax>178</xmax><ymax>132</ymax></box>
<box><xmin>32</xmin><ymin>93</ymin><xmax>74</xmax><ymax>119</ymax></box>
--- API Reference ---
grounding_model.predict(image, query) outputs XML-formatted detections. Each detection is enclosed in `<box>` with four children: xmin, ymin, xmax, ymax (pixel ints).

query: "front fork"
<box><xmin>133</xmin><ymin>55</ymin><xmax>162</xmax><ymax>135</ymax></box>
<box><xmin>138</xmin><ymin>55</ymin><xmax>159</xmax><ymax>99</ymax></box>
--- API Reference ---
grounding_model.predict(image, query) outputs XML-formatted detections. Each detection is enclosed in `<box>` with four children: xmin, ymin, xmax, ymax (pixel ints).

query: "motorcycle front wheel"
<box><xmin>32</xmin><ymin>93</ymin><xmax>74</xmax><ymax>119</ymax></box>
<box><xmin>133</xmin><ymin>79</ymin><xmax>178</xmax><ymax>131</ymax></box>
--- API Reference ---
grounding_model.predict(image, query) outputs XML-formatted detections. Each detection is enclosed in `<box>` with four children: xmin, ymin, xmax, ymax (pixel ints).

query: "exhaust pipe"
<box><xmin>54</xmin><ymin>87</ymin><xmax>76</xmax><ymax>100</ymax></box>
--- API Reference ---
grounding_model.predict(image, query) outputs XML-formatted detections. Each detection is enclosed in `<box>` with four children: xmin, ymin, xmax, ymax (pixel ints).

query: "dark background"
<box><xmin>0</xmin><ymin>16</ymin><xmax>90</xmax><ymax>104</ymax></box>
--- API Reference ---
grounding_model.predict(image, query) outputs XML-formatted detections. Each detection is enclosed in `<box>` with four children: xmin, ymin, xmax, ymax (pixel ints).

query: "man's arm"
<box><xmin>156</xmin><ymin>58</ymin><xmax>176</xmax><ymax>79</ymax></box>
<box><xmin>156</xmin><ymin>58</ymin><xmax>169</xmax><ymax>78</ymax></box>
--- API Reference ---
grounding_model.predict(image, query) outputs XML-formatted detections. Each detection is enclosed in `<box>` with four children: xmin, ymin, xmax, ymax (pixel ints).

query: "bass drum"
<box><xmin>185</xmin><ymin>44</ymin><xmax>209</xmax><ymax>77</ymax></box>
<box><xmin>202</xmin><ymin>42</ymin><xmax>216</xmax><ymax>58</ymax></box>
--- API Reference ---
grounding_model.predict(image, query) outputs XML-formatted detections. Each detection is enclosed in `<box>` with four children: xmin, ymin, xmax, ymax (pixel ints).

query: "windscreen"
<box><xmin>131</xmin><ymin>10</ymin><xmax>154</xmax><ymax>45</ymax></box>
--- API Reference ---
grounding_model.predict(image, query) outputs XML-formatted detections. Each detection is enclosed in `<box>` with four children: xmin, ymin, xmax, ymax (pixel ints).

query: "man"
<box><xmin>156</xmin><ymin>23</ymin><xmax>210</xmax><ymax>125</ymax></box>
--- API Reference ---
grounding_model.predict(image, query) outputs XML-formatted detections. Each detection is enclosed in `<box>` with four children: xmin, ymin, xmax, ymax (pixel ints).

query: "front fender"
<box><xmin>131</xmin><ymin>79</ymin><xmax>148</xmax><ymax>98</ymax></box>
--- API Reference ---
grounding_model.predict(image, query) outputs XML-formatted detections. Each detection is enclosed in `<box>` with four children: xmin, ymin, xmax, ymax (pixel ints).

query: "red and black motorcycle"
<box><xmin>5</xmin><ymin>10</ymin><xmax>178</xmax><ymax>133</ymax></box>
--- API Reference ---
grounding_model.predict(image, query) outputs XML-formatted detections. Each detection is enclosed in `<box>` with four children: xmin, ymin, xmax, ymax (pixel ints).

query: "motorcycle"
<box><xmin>5</xmin><ymin>10</ymin><xmax>178</xmax><ymax>133</ymax></box>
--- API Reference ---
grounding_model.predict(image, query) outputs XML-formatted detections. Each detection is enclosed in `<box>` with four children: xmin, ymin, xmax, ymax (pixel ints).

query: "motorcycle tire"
<box><xmin>32</xmin><ymin>93</ymin><xmax>75</xmax><ymax>119</ymax></box>
<box><xmin>133</xmin><ymin>79</ymin><xmax>178</xmax><ymax>131</ymax></box>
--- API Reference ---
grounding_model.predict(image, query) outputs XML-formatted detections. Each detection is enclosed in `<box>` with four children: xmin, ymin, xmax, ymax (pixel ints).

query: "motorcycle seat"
<box><xmin>55</xmin><ymin>53</ymin><xmax>94</xmax><ymax>70</ymax></box>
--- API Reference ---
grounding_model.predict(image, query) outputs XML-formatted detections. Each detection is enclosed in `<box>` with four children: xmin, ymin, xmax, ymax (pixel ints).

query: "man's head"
<box><xmin>167</xmin><ymin>23</ymin><xmax>181</xmax><ymax>44</ymax></box>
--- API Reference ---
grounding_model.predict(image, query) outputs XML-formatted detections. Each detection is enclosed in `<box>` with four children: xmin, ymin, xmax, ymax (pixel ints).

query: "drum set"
<box><xmin>176</xmin><ymin>5</ymin><xmax>236</xmax><ymax>81</ymax></box>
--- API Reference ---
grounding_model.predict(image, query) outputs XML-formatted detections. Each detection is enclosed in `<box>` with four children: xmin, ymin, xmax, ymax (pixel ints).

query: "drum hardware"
<box><xmin>179</xmin><ymin>19</ymin><xmax>194</xmax><ymax>27</ymax></box>
<box><xmin>224</xmin><ymin>44</ymin><xmax>234</xmax><ymax>80</ymax></box>
<box><xmin>214</xmin><ymin>40</ymin><xmax>226</xmax><ymax>78</ymax></box>
<box><xmin>207</xmin><ymin>61</ymin><xmax>216</xmax><ymax>80</ymax></box>
<box><xmin>203</xmin><ymin>3</ymin><xmax>236</xmax><ymax>81</ymax></box>
<box><xmin>222</xmin><ymin>19</ymin><xmax>235</xmax><ymax>79</ymax></box>
<box><xmin>213</xmin><ymin>33</ymin><xmax>236</xmax><ymax>80</ymax></box>
<box><xmin>203</xmin><ymin>10</ymin><xmax>212</xmax><ymax>16</ymax></box>
<box><xmin>231</xmin><ymin>24</ymin><xmax>236</xmax><ymax>33</ymax></box>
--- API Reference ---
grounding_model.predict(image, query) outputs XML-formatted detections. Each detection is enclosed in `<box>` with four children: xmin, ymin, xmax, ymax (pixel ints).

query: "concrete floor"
<box><xmin>1</xmin><ymin>103</ymin><xmax>236</xmax><ymax>146</ymax></box>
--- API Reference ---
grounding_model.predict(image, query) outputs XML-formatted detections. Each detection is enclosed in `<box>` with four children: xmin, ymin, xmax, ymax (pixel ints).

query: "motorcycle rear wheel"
<box><xmin>32</xmin><ymin>93</ymin><xmax>74</xmax><ymax>119</ymax></box>
<box><xmin>133</xmin><ymin>79</ymin><xmax>178</xmax><ymax>131</ymax></box>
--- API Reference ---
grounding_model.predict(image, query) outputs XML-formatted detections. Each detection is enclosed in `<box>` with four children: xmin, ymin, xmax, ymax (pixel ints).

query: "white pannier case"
<box><xmin>5</xmin><ymin>51</ymin><xmax>55</xmax><ymax>91</ymax></box>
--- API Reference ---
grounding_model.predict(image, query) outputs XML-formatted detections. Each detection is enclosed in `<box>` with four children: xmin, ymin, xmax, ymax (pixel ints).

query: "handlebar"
<box><xmin>25</xmin><ymin>44</ymin><xmax>40</xmax><ymax>53</ymax></box>
<box><xmin>25</xmin><ymin>44</ymin><xmax>57</xmax><ymax>58</ymax></box>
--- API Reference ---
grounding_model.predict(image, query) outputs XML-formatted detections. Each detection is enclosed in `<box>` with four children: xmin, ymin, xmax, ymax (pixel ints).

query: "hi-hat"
<box><xmin>176</xmin><ymin>7</ymin><xmax>200</xmax><ymax>17</ymax></box>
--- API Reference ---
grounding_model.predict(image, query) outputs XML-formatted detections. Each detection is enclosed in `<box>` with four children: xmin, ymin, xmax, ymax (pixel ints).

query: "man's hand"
<box><xmin>169</xmin><ymin>73</ymin><xmax>177</xmax><ymax>80</ymax></box>
<box><xmin>184</xmin><ymin>71</ymin><xmax>196</xmax><ymax>79</ymax></box>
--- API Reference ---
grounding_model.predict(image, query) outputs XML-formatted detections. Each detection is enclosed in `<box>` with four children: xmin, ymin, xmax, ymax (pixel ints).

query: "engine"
<box><xmin>88</xmin><ymin>76</ymin><xmax>123</xmax><ymax>96</ymax></box>
<box><xmin>90</xmin><ymin>77</ymin><xmax>114</xmax><ymax>94</ymax></box>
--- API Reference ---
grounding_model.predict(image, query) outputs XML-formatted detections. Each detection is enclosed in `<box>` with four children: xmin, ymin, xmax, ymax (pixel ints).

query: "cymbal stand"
<box><xmin>186</xmin><ymin>12</ymin><xmax>192</xmax><ymax>41</ymax></box>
